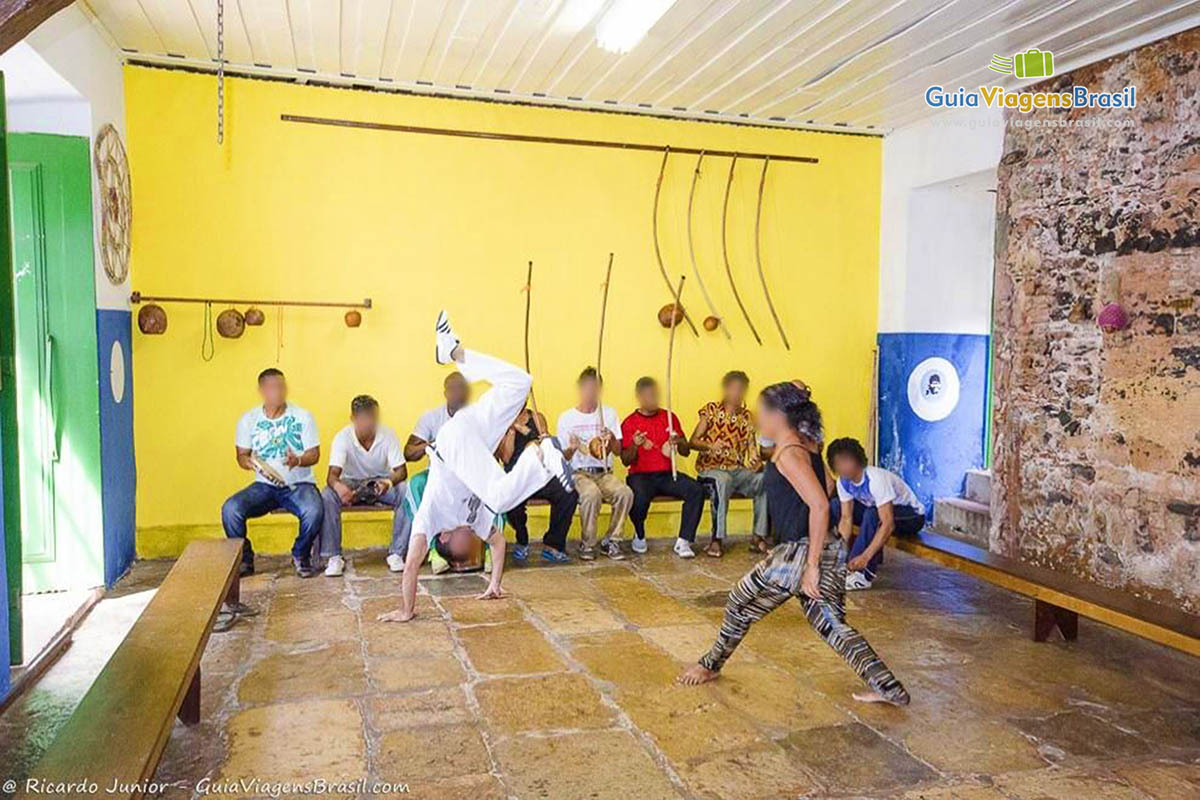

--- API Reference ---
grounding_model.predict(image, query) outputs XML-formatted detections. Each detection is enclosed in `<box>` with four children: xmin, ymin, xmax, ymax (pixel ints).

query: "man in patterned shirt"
<box><xmin>688</xmin><ymin>371</ymin><xmax>767</xmax><ymax>558</ymax></box>
<box><xmin>221</xmin><ymin>368</ymin><xmax>323</xmax><ymax>578</ymax></box>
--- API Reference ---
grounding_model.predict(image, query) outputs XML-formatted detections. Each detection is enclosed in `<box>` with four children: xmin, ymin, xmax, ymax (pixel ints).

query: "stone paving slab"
<box><xmin>66</xmin><ymin>544</ymin><xmax>1199</xmax><ymax>800</ymax></box>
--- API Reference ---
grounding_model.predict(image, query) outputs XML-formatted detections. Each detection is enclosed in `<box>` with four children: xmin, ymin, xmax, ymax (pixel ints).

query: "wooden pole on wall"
<box><xmin>595</xmin><ymin>253</ymin><xmax>614</xmax><ymax>432</ymax></box>
<box><xmin>522</xmin><ymin>260</ymin><xmax>548</xmax><ymax>439</ymax></box>
<box><xmin>868</xmin><ymin>346</ymin><xmax>880</xmax><ymax>464</ymax></box>
<box><xmin>664</xmin><ymin>275</ymin><xmax>686</xmax><ymax>482</ymax></box>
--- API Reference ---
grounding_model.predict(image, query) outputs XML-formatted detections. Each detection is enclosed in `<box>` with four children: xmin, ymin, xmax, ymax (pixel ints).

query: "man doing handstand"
<box><xmin>378</xmin><ymin>311</ymin><xmax>572</xmax><ymax>622</ymax></box>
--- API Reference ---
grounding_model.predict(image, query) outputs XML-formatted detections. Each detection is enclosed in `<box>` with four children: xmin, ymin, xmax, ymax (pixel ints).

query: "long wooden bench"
<box><xmin>890</xmin><ymin>530</ymin><xmax>1200</xmax><ymax>657</ymax></box>
<box><xmin>16</xmin><ymin>539</ymin><xmax>243</xmax><ymax>800</ymax></box>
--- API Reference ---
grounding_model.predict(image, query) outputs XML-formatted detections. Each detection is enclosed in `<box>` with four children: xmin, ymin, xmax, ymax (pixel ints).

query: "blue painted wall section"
<box><xmin>877</xmin><ymin>332</ymin><xmax>990</xmax><ymax>520</ymax></box>
<box><xmin>97</xmin><ymin>309</ymin><xmax>136</xmax><ymax>586</ymax></box>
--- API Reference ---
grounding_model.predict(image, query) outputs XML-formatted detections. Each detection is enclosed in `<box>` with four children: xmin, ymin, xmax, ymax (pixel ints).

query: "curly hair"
<box><xmin>722</xmin><ymin>370</ymin><xmax>750</xmax><ymax>387</ymax></box>
<box><xmin>350</xmin><ymin>394</ymin><xmax>379</xmax><ymax>415</ymax></box>
<box><xmin>759</xmin><ymin>381</ymin><xmax>823</xmax><ymax>444</ymax></box>
<box><xmin>825</xmin><ymin>437</ymin><xmax>868</xmax><ymax>470</ymax></box>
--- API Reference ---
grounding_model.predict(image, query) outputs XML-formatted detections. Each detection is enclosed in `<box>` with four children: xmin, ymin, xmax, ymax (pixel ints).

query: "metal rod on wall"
<box><xmin>279</xmin><ymin>114</ymin><xmax>821</xmax><ymax>165</ymax></box>
<box><xmin>130</xmin><ymin>292</ymin><xmax>372</xmax><ymax>309</ymax></box>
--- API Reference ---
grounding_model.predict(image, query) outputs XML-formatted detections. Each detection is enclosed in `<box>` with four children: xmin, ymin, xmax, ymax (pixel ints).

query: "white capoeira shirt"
<box><xmin>411</xmin><ymin>349</ymin><xmax>553</xmax><ymax>542</ymax></box>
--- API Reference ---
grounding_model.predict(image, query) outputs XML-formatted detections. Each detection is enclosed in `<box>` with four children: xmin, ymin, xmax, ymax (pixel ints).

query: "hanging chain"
<box><xmin>217</xmin><ymin>0</ymin><xmax>225</xmax><ymax>144</ymax></box>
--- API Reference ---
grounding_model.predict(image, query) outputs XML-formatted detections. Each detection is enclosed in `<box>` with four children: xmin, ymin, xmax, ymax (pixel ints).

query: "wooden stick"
<box><xmin>665</xmin><ymin>274</ymin><xmax>686</xmax><ymax>481</ymax></box>
<box><xmin>522</xmin><ymin>260</ymin><xmax>548</xmax><ymax>438</ymax></box>
<box><xmin>130</xmin><ymin>291</ymin><xmax>371</xmax><ymax>309</ymax></box>
<box><xmin>279</xmin><ymin>114</ymin><xmax>821</xmax><ymax>164</ymax></box>
<box><xmin>652</xmin><ymin>148</ymin><xmax>700</xmax><ymax>337</ymax></box>
<box><xmin>754</xmin><ymin>157</ymin><xmax>791</xmax><ymax>350</ymax></box>
<box><xmin>686</xmin><ymin>152</ymin><xmax>730</xmax><ymax>340</ymax></box>
<box><xmin>868</xmin><ymin>346</ymin><xmax>880</xmax><ymax>464</ymax></box>
<box><xmin>595</xmin><ymin>253</ymin><xmax>614</xmax><ymax>432</ymax></box>
<box><xmin>721</xmin><ymin>155</ymin><xmax>763</xmax><ymax>345</ymax></box>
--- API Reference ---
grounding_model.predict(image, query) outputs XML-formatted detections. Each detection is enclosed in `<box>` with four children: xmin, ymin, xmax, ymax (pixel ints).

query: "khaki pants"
<box><xmin>575</xmin><ymin>471</ymin><xmax>633</xmax><ymax>548</ymax></box>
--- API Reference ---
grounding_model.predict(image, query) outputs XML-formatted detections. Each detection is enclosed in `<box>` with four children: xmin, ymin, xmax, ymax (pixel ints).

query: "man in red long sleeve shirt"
<box><xmin>620</xmin><ymin>377</ymin><xmax>705</xmax><ymax>558</ymax></box>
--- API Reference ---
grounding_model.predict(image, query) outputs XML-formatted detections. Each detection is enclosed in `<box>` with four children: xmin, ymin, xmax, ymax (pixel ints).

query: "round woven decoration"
<box><xmin>94</xmin><ymin>124</ymin><xmax>131</xmax><ymax>286</ymax></box>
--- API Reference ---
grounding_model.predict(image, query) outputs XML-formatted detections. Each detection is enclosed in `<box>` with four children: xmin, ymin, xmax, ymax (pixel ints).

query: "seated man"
<box><xmin>558</xmin><ymin>367</ymin><xmax>631</xmax><ymax>561</ymax></box>
<box><xmin>498</xmin><ymin>407</ymin><xmax>577</xmax><ymax>564</ymax></box>
<box><xmin>620</xmin><ymin>377</ymin><xmax>704</xmax><ymax>559</ymax></box>
<box><xmin>391</xmin><ymin>371</ymin><xmax>470</xmax><ymax>572</ymax></box>
<box><xmin>221</xmin><ymin>368</ymin><xmax>322</xmax><ymax>578</ymax></box>
<box><xmin>404</xmin><ymin>372</ymin><xmax>470</xmax><ymax>460</ymax></box>
<box><xmin>689</xmin><ymin>370</ymin><xmax>767</xmax><ymax>558</ymax></box>
<box><xmin>826</xmin><ymin>437</ymin><xmax>926</xmax><ymax>590</ymax></box>
<box><xmin>378</xmin><ymin>312</ymin><xmax>572</xmax><ymax>623</ymax></box>
<box><xmin>319</xmin><ymin>394</ymin><xmax>408</xmax><ymax>577</ymax></box>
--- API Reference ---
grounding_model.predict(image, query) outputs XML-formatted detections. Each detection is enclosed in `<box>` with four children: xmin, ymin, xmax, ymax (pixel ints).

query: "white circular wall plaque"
<box><xmin>110</xmin><ymin>339</ymin><xmax>126</xmax><ymax>404</ymax></box>
<box><xmin>907</xmin><ymin>356</ymin><xmax>959</xmax><ymax>422</ymax></box>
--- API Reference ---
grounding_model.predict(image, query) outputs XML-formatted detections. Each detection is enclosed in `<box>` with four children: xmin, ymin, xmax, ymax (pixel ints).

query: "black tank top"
<box><xmin>503</xmin><ymin>417</ymin><xmax>539</xmax><ymax>472</ymax></box>
<box><xmin>764</xmin><ymin>443</ymin><xmax>828</xmax><ymax>543</ymax></box>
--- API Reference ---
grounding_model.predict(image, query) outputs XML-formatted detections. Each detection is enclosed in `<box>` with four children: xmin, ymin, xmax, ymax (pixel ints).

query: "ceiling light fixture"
<box><xmin>596</xmin><ymin>0</ymin><xmax>677</xmax><ymax>54</ymax></box>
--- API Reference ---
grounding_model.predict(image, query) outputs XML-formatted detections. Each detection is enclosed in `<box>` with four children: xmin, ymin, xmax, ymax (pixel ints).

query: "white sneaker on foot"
<box><xmin>323</xmin><ymin>555</ymin><xmax>345</xmax><ymax>577</ymax></box>
<box><xmin>434</xmin><ymin>310</ymin><xmax>460</xmax><ymax>365</ymax></box>
<box><xmin>673</xmin><ymin>538</ymin><xmax>696</xmax><ymax>559</ymax></box>
<box><xmin>539</xmin><ymin>437</ymin><xmax>575</xmax><ymax>493</ymax></box>
<box><xmin>386</xmin><ymin>553</ymin><xmax>405</xmax><ymax>573</ymax></box>
<box><xmin>631</xmin><ymin>536</ymin><xmax>648</xmax><ymax>554</ymax></box>
<box><xmin>845</xmin><ymin>571</ymin><xmax>873</xmax><ymax>591</ymax></box>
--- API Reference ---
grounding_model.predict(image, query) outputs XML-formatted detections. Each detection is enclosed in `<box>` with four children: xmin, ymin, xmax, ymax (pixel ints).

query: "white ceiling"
<box><xmin>78</xmin><ymin>0</ymin><xmax>1200</xmax><ymax>133</ymax></box>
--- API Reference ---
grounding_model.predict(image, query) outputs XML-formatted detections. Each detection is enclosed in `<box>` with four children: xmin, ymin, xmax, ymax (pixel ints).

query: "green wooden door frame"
<box><xmin>0</xmin><ymin>73</ymin><xmax>21</xmax><ymax>664</ymax></box>
<box><xmin>8</xmin><ymin>132</ymin><xmax>103</xmax><ymax>595</ymax></box>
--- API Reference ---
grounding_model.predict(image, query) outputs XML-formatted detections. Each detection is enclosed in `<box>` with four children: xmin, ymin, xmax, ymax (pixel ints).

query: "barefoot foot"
<box><xmin>853</xmin><ymin>690</ymin><xmax>909</xmax><ymax>706</ymax></box>
<box><xmin>676</xmin><ymin>664</ymin><xmax>719</xmax><ymax>686</ymax></box>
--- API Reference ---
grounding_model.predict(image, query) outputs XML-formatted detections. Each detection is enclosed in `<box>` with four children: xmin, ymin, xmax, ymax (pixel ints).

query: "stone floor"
<box><xmin>5</xmin><ymin>540</ymin><xmax>1200</xmax><ymax>799</ymax></box>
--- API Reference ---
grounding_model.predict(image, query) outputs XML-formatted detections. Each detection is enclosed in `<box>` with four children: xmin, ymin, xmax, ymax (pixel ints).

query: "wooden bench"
<box><xmin>890</xmin><ymin>530</ymin><xmax>1200</xmax><ymax>658</ymax></box>
<box><xmin>17</xmin><ymin>539</ymin><xmax>243</xmax><ymax>800</ymax></box>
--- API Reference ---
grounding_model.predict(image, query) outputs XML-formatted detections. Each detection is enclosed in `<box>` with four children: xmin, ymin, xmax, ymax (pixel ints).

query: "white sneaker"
<box><xmin>673</xmin><ymin>538</ymin><xmax>696</xmax><ymax>559</ymax></box>
<box><xmin>386</xmin><ymin>553</ymin><xmax>405</xmax><ymax>573</ymax></box>
<box><xmin>631</xmin><ymin>536</ymin><xmax>648</xmax><ymax>554</ymax></box>
<box><xmin>845</xmin><ymin>571</ymin><xmax>873</xmax><ymax>591</ymax></box>
<box><xmin>434</xmin><ymin>310</ymin><xmax>460</xmax><ymax>365</ymax></box>
<box><xmin>323</xmin><ymin>555</ymin><xmax>345</xmax><ymax>577</ymax></box>
<box><xmin>539</xmin><ymin>438</ymin><xmax>575</xmax><ymax>493</ymax></box>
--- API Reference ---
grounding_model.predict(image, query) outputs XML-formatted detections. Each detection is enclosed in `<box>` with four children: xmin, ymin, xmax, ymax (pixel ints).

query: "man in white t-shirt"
<box><xmin>318</xmin><ymin>395</ymin><xmax>409</xmax><ymax>577</ymax></box>
<box><xmin>827</xmin><ymin>437</ymin><xmax>927</xmax><ymax>591</ymax></box>
<box><xmin>221</xmin><ymin>368</ymin><xmax>322</xmax><ymax>578</ymax></box>
<box><xmin>403</xmin><ymin>372</ymin><xmax>470</xmax><ymax>462</ymax></box>
<box><xmin>378</xmin><ymin>312</ymin><xmax>572</xmax><ymax>624</ymax></box>
<box><xmin>557</xmin><ymin>367</ymin><xmax>631</xmax><ymax>561</ymax></box>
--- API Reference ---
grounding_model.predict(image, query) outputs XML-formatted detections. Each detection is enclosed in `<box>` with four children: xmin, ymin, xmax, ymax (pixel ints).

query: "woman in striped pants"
<box><xmin>677</xmin><ymin>382</ymin><xmax>909</xmax><ymax>706</ymax></box>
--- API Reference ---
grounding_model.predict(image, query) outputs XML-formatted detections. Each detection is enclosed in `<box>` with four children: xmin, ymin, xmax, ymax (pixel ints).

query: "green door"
<box><xmin>0</xmin><ymin>75</ymin><xmax>20</xmax><ymax>665</ymax></box>
<box><xmin>8</xmin><ymin>133</ymin><xmax>103</xmax><ymax>594</ymax></box>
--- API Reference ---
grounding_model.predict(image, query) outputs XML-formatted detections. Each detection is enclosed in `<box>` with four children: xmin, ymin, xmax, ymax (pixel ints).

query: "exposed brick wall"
<box><xmin>992</xmin><ymin>29</ymin><xmax>1200</xmax><ymax>612</ymax></box>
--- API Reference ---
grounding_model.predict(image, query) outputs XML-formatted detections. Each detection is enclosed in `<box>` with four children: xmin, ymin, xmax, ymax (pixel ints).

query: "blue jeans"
<box><xmin>832</xmin><ymin>501</ymin><xmax>925</xmax><ymax>581</ymax></box>
<box><xmin>221</xmin><ymin>481</ymin><xmax>324</xmax><ymax>563</ymax></box>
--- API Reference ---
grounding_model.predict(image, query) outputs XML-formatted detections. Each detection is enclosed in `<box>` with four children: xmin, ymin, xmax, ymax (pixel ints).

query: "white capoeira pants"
<box><xmin>413</xmin><ymin>349</ymin><xmax>553</xmax><ymax>539</ymax></box>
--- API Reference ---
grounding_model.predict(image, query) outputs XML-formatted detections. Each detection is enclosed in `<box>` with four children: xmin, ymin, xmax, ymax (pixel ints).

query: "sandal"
<box><xmin>213</xmin><ymin>610</ymin><xmax>240</xmax><ymax>633</ymax></box>
<box><xmin>749</xmin><ymin>536</ymin><xmax>770</xmax><ymax>555</ymax></box>
<box><xmin>704</xmin><ymin>539</ymin><xmax>723</xmax><ymax>558</ymax></box>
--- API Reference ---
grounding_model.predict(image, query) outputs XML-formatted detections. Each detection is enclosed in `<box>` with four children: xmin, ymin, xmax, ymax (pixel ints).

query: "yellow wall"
<box><xmin>126</xmin><ymin>66</ymin><xmax>881</xmax><ymax>556</ymax></box>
